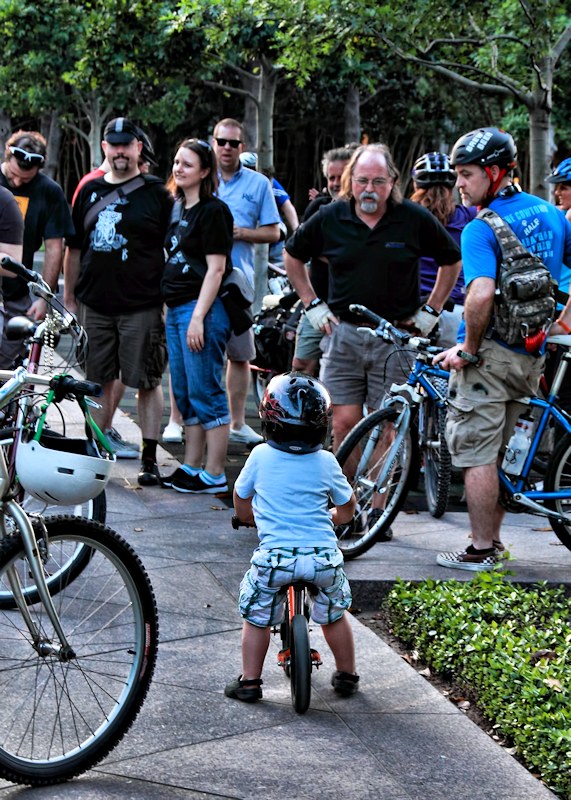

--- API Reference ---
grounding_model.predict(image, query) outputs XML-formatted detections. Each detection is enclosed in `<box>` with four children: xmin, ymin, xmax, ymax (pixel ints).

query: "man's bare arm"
<box><xmin>233</xmin><ymin>223</ymin><xmax>280</xmax><ymax>245</ymax></box>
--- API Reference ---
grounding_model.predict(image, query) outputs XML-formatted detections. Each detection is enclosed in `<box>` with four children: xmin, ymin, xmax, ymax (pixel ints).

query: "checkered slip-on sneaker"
<box><xmin>436</xmin><ymin>546</ymin><xmax>500</xmax><ymax>572</ymax></box>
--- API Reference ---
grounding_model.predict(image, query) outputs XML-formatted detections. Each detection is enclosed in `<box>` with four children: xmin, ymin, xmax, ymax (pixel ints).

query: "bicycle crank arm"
<box><xmin>512</xmin><ymin>492</ymin><xmax>571</xmax><ymax>525</ymax></box>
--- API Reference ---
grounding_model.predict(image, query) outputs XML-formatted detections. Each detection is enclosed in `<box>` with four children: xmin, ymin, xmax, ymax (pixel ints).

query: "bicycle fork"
<box><xmin>1</xmin><ymin>502</ymin><xmax>75</xmax><ymax>660</ymax></box>
<box><xmin>276</xmin><ymin>585</ymin><xmax>322</xmax><ymax>671</ymax></box>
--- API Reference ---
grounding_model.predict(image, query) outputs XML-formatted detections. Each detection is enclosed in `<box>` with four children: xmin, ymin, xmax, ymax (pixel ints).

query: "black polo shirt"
<box><xmin>286</xmin><ymin>197</ymin><xmax>461</xmax><ymax>323</ymax></box>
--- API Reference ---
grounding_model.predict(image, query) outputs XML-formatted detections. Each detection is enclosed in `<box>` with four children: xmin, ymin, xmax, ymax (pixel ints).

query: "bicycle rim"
<box><xmin>0</xmin><ymin>516</ymin><xmax>158</xmax><ymax>786</ymax></box>
<box><xmin>422</xmin><ymin>381</ymin><xmax>451</xmax><ymax>518</ymax></box>
<box><xmin>544</xmin><ymin>433</ymin><xmax>571</xmax><ymax>550</ymax></box>
<box><xmin>0</xmin><ymin>494</ymin><xmax>106</xmax><ymax>609</ymax></box>
<box><xmin>335</xmin><ymin>408</ymin><xmax>415</xmax><ymax>559</ymax></box>
<box><xmin>290</xmin><ymin>614</ymin><xmax>311</xmax><ymax>714</ymax></box>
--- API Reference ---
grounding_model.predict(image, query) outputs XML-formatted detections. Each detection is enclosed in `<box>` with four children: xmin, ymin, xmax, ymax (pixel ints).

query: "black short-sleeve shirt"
<box><xmin>286</xmin><ymin>198</ymin><xmax>461</xmax><ymax>322</ymax></box>
<box><xmin>162</xmin><ymin>197</ymin><xmax>234</xmax><ymax>308</ymax></box>
<box><xmin>0</xmin><ymin>186</ymin><xmax>24</xmax><ymax>245</ymax></box>
<box><xmin>69</xmin><ymin>175</ymin><xmax>173</xmax><ymax>315</ymax></box>
<box><xmin>0</xmin><ymin>171</ymin><xmax>74</xmax><ymax>300</ymax></box>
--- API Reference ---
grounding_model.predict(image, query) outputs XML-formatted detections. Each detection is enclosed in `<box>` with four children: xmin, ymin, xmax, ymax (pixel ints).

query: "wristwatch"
<box><xmin>457</xmin><ymin>349</ymin><xmax>480</xmax><ymax>365</ymax></box>
<box><xmin>305</xmin><ymin>297</ymin><xmax>323</xmax><ymax>311</ymax></box>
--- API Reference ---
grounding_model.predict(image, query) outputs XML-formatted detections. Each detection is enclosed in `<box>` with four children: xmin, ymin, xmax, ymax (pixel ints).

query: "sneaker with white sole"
<box><xmin>228</xmin><ymin>424</ymin><xmax>263</xmax><ymax>446</ymax></box>
<box><xmin>171</xmin><ymin>470</ymin><xmax>228</xmax><ymax>494</ymax></box>
<box><xmin>106</xmin><ymin>428</ymin><xmax>140</xmax><ymax>459</ymax></box>
<box><xmin>162</xmin><ymin>421</ymin><xmax>184</xmax><ymax>443</ymax></box>
<box><xmin>436</xmin><ymin>546</ymin><xmax>500</xmax><ymax>572</ymax></box>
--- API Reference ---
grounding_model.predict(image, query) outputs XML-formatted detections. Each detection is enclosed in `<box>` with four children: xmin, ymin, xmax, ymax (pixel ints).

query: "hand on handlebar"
<box><xmin>432</xmin><ymin>344</ymin><xmax>471</xmax><ymax>371</ymax></box>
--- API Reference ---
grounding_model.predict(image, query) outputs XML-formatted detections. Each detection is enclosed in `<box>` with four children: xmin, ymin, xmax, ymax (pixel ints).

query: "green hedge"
<box><xmin>387</xmin><ymin>571</ymin><xmax>571</xmax><ymax>797</ymax></box>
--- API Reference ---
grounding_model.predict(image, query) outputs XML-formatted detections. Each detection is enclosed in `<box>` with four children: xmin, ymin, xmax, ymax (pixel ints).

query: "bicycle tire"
<box><xmin>290</xmin><ymin>613</ymin><xmax>311</xmax><ymax>714</ymax></box>
<box><xmin>0</xmin><ymin>516</ymin><xmax>158</xmax><ymax>786</ymax></box>
<box><xmin>252</xmin><ymin>369</ymin><xmax>275</xmax><ymax>406</ymax></box>
<box><xmin>0</xmin><ymin>493</ymin><xmax>106</xmax><ymax>610</ymax></box>
<box><xmin>335</xmin><ymin>407</ymin><xmax>416</xmax><ymax>559</ymax></box>
<box><xmin>544</xmin><ymin>432</ymin><xmax>571</xmax><ymax>550</ymax></box>
<box><xmin>280</xmin><ymin>595</ymin><xmax>292</xmax><ymax>678</ymax></box>
<box><xmin>422</xmin><ymin>379</ymin><xmax>451</xmax><ymax>518</ymax></box>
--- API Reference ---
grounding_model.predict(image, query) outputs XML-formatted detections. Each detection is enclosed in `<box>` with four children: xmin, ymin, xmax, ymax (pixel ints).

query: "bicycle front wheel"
<box><xmin>290</xmin><ymin>614</ymin><xmax>311</xmax><ymax>714</ymax></box>
<box><xmin>335</xmin><ymin>407</ymin><xmax>416</xmax><ymax>559</ymax></box>
<box><xmin>422</xmin><ymin>379</ymin><xmax>451</xmax><ymax>519</ymax></box>
<box><xmin>544</xmin><ymin>432</ymin><xmax>571</xmax><ymax>550</ymax></box>
<box><xmin>0</xmin><ymin>516</ymin><xmax>158</xmax><ymax>786</ymax></box>
<box><xmin>0</xmin><ymin>494</ymin><xmax>107</xmax><ymax>610</ymax></box>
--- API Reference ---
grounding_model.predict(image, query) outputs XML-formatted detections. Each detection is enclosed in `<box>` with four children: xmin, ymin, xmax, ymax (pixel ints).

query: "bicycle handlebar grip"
<box><xmin>1</xmin><ymin>256</ymin><xmax>40</xmax><ymax>284</ymax></box>
<box><xmin>349</xmin><ymin>303</ymin><xmax>410</xmax><ymax>344</ymax></box>
<box><xmin>51</xmin><ymin>375</ymin><xmax>103</xmax><ymax>398</ymax></box>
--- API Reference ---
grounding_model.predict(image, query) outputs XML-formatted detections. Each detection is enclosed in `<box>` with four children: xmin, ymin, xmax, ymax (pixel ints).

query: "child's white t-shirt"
<box><xmin>234</xmin><ymin>443</ymin><xmax>353</xmax><ymax>549</ymax></box>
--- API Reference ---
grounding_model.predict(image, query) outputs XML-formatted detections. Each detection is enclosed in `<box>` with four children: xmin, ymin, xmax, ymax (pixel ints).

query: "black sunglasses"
<box><xmin>214</xmin><ymin>137</ymin><xmax>242</xmax><ymax>149</ymax></box>
<box><xmin>9</xmin><ymin>146</ymin><xmax>45</xmax><ymax>169</ymax></box>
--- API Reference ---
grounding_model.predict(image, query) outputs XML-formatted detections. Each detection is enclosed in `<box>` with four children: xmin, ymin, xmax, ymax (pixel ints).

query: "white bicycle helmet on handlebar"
<box><xmin>16</xmin><ymin>430</ymin><xmax>115</xmax><ymax>505</ymax></box>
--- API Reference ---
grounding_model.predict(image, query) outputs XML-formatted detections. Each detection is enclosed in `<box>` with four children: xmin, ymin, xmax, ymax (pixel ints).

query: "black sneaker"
<box><xmin>331</xmin><ymin>670</ymin><xmax>360</xmax><ymax>696</ymax></box>
<box><xmin>171</xmin><ymin>470</ymin><xmax>228</xmax><ymax>494</ymax></box>
<box><xmin>137</xmin><ymin>459</ymin><xmax>162</xmax><ymax>487</ymax></box>
<box><xmin>224</xmin><ymin>676</ymin><xmax>263</xmax><ymax>703</ymax></box>
<box><xmin>162</xmin><ymin>467</ymin><xmax>191</xmax><ymax>489</ymax></box>
<box><xmin>367</xmin><ymin>509</ymin><xmax>393</xmax><ymax>541</ymax></box>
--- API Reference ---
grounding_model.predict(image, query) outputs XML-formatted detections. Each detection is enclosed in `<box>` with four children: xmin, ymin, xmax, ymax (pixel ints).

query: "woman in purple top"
<box><xmin>411</xmin><ymin>152</ymin><xmax>476</xmax><ymax>346</ymax></box>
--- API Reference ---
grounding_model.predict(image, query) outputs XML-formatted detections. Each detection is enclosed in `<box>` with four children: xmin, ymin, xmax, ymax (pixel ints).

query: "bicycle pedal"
<box><xmin>310</xmin><ymin>648</ymin><xmax>322</xmax><ymax>667</ymax></box>
<box><xmin>277</xmin><ymin>648</ymin><xmax>290</xmax><ymax>668</ymax></box>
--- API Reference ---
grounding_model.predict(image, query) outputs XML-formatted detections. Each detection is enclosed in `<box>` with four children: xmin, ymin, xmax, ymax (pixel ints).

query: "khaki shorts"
<box><xmin>294</xmin><ymin>313</ymin><xmax>324</xmax><ymax>361</ymax></box>
<box><xmin>79</xmin><ymin>304</ymin><xmax>167</xmax><ymax>390</ymax></box>
<box><xmin>446</xmin><ymin>339</ymin><xmax>544</xmax><ymax>468</ymax></box>
<box><xmin>320</xmin><ymin>322</ymin><xmax>414</xmax><ymax>409</ymax></box>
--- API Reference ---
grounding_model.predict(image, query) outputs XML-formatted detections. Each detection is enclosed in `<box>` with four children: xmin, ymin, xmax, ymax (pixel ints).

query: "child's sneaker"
<box><xmin>224</xmin><ymin>676</ymin><xmax>263</xmax><ymax>703</ymax></box>
<box><xmin>331</xmin><ymin>670</ymin><xmax>360</xmax><ymax>696</ymax></box>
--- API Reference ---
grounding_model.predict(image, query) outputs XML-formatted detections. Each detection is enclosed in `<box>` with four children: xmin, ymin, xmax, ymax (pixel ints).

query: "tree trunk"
<box><xmin>0</xmin><ymin>110</ymin><xmax>11</xmax><ymax>156</ymax></box>
<box><xmin>240</xmin><ymin>66</ymin><xmax>259</xmax><ymax>151</ymax></box>
<box><xmin>40</xmin><ymin>111</ymin><xmax>63</xmax><ymax>181</ymax></box>
<box><xmin>257</xmin><ymin>59</ymin><xmax>277</xmax><ymax>173</ymax></box>
<box><xmin>528</xmin><ymin>56</ymin><xmax>554</xmax><ymax>200</ymax></box>
<box><xmin>344</xmin><ymin>84</ymin><xmax>361</xmax><ymax>145</ymax></box>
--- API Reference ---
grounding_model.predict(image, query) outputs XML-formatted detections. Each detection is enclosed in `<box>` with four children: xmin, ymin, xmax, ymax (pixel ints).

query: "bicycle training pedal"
<box><xmin>310</xmin><ymin>648</ymin><xmax>322</xmax><ymax>668</ymax></box>
<box><xmin>277</xmin><ymin>648</ymin><xmax>290</xmax><ymax>669</ymax></box>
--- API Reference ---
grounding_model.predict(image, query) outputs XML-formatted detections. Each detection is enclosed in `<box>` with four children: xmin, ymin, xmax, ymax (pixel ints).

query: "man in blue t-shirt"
<box><xmin>212</xmin><ymin>119</ymin><xmax>280</xmax><ymax>446</ymax></box>
<box><xmin>434</xmin><ymin>127</ymin><xmax>571</xmax><ymax>572</ymax></box>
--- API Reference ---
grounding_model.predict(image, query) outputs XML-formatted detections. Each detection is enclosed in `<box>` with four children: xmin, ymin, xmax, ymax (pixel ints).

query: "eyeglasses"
<box><xmin>185</xmin><ymin>138</ymin><xmax>212</xmax><ymax>153</ymax></box>
<box><xmin>214</xmin><ymin>137</ymin><xmax>242</xmax><ymax>149</ymax></box>
<box><xmin>9</xmin><ymin>146</ymin><xmax>45</xmax><ymax>170</ymax></box>
<box><xmin>352</xmin><ymin>177</ymin><xmax>390</xmax><ymax>188</ymax></box>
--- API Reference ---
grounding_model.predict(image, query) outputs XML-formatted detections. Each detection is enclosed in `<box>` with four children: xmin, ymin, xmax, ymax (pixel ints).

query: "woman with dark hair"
<box><xmin>410</xmin><ymin>152</ymin><xmax>475</xmax><ymax>346</ymax></box>
<box><xmin>162</xmin><ymin>138</ymin><xmax>234</xmax><ymax>494</ymax></box>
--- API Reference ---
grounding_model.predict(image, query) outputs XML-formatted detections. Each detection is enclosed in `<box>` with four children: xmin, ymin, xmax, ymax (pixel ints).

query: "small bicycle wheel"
<box><xmin>422</xmin><ymin>379</ymin><xmax>451</xmax><ymax>518</ymax></box>
<box><xmin>0</xmin><ymin>493</ymin><xmax>106</xmax><ymax>610</ymax></box>
<box><xmin>335</xmin><ymin>407</ymin><xmax>416</xmax><ymax>559</ymax></box>
<box><xmin>280</xmin><ymin>596</ymin><xmax>292</xmax><ymax>678</ymax></box>
<box><xmin>544</xmin><ymin>432</ymin><xmax>571</xmax><ymax>550</ymax></box>
<box><xmin>290</xmin><ymin>614</ymin><xmax>311</xmax><ymax>714</ymax></box>
<box><xmin>0</xmin><ymin>516</ymin><xmax>158</xmax><ymax>786</ymax></box>
<box><xmin>251</xmin><ymin>368</ymin><xmax>275</xmax><ymax>406</ymax></box>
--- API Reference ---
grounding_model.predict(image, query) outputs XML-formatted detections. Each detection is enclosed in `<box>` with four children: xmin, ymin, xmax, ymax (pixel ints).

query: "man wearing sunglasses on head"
<box><xmin>0</xmin><ymin>130</ymin><xmax>74</xmax><ymax>367</ymax></box>
<box><xmin>211</xmin><ymin>119</ymin><xmax>281</xmax><ymax>447</ymax></box>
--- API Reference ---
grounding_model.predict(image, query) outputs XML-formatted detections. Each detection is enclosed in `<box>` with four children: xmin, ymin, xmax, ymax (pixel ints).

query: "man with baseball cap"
<box><xmin>64</xmin><ymin>117</ymin><xmax>173</xmax><ymax>486</ymax></box>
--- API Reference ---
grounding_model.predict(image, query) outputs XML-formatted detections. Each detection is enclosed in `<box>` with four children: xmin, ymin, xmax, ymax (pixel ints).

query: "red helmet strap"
<box><xmin>484</xmin><ymin>166</ymin><xmax>507</xmax><ymax>199</ymax></box>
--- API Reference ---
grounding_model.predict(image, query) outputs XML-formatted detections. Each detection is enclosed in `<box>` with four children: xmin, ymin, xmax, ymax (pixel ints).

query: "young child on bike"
<box><xmin>225</xmin><ymin>371</ymin><xmax>359</xmax><ymax>703</ymax></box>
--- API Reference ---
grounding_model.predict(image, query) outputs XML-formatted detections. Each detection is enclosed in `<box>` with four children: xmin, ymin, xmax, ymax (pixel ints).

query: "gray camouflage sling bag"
<box><xmin>477</xmin><ymin>208</ymin><xmax>556</xmax><ymax>352</ymax></box>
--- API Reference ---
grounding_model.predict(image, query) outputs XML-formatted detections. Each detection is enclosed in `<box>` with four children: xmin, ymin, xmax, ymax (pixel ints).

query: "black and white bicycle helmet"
<box><xmin>546</xmin><ymin>157</ymin><xmax>571</xmax><ymax>185</ymax></box>
<box><xmin>412</xmin><ymin>152</ymin><xmax>456</xmax><ymax>187</ymax></box>
<box><xmin>449</xmin><ymin>127</ymin><xmax>517</xmax><ymax>170</ymax></box>
<box><xmin>259</xmin><ymin>371</ymin><xmax>332</xmax><ymax>453</ymax></box>
<box><xmin>16</xmin><ymin>430</ymin><xmax>115</xmax><ymax>504</ymax></box>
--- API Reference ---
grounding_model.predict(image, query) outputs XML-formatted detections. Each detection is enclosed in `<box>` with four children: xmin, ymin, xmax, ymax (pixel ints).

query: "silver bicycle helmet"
<box><xmin>16</xmin><ymin>431</ymin><xmax>115</xmax><ymax>505</ymax></box>
<box><xmin>412</xmin><ymin>152</ymin><xmax>456</xmax><ymax>188</ymax></box>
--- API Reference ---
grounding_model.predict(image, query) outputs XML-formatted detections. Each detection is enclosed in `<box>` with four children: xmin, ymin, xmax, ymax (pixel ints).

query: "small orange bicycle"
<box><xmin>232</xmin><ymin>515</ymin><xmax>321</xmax><ymax>714</ymax></box>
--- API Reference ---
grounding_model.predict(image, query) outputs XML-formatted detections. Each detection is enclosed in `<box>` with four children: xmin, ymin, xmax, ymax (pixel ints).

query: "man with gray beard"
<box><xmin>284</xmin><ymin>143</ymin><xmax>461</xmax><ymax>453</ymax></box>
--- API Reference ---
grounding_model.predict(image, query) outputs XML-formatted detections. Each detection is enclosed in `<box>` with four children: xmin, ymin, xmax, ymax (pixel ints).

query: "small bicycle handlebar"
<box><xmin>231</xmin><ymin>515</ymin><xmax>256</xmax><ymax>529</ymax></box>
<box><xmin>349</xmin><ymin>304</ymin><xmax>411</xmax><ymax>345</ymax></box>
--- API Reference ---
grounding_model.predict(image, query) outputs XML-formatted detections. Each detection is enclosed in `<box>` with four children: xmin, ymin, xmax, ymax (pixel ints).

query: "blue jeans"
<box><xmin>166</xmin><ymin>298</ymin><xmax>231</xmax><ymax>429</ymax></box>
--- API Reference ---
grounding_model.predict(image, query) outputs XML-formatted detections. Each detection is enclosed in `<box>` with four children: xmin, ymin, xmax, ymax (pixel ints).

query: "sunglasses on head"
<box><xmin>185</xmin><ymin>138</ymin><xmax>212</xmax><ymax>153</ymax></box>
<box><xmin>214</xmin><ymin>137</ymin><xmax>242</xmax><ymax>149</ymax></box>
<box><xmin>9</xmin><ymin>146</ymin><xmax>45</xmax><ymax>169</ymax></box>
